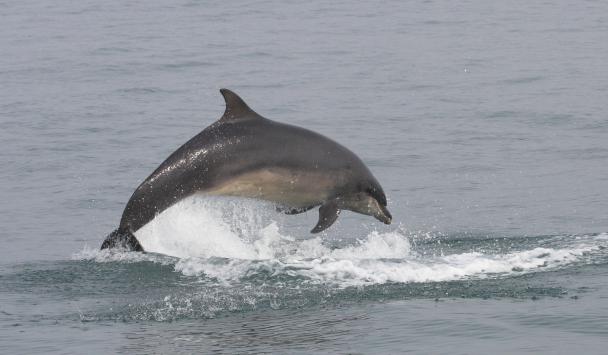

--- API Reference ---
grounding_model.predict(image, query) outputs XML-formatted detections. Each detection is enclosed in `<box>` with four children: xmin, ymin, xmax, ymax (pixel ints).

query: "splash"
<box><xmin>173</xmin><ymin>234</ymin><xmax>602</xmax><ymax>286</ymax></box>
<box><xmin>133</xmin><ymin>196</ymin><xmax>293</xmax><ymax>259</ymax></box>
<box><xmin>79</xmin><ymin>196</ymin><xmax>607</xmax><ymax>287</ymax></box>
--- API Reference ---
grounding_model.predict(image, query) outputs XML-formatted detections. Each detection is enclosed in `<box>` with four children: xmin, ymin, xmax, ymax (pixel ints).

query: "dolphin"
<box><xmin>101</xmin><ymin>89</ymin><xmax>391</xmax><ymax>251</ymax></box>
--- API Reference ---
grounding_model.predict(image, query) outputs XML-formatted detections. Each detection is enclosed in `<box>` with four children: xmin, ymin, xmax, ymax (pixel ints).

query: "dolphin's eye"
<box><xmin>366</xmin><ymin>187</ymin><xmax>387</xmax><ymax>206</ymax></box>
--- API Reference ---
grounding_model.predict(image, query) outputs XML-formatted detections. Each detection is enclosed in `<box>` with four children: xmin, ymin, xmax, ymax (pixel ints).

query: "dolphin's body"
<box><xmin>101</xmin><ymin>89</ymin><xmax>391</xmax><ymax>251</ymax></box>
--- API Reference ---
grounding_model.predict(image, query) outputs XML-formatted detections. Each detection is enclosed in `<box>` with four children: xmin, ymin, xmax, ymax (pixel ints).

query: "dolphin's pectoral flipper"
<box><xmin>276</xmin><ymin>204</ymin><xmax>316</xmax><ymax>215</ymax></box>
<box><xmin>311</xmin><ymin>200</ymin><xmax>341</xmax><ymax>233</ymax></box>
<box><xmin>101</xmin><ymin>228</ymin><xmax>144</xmax><ymax>251</ymax></box>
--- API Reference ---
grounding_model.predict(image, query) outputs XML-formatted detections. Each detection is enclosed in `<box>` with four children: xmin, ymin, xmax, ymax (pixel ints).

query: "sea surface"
<box><xmin>2</xmin><ymin>0</ymin><xmax>608</xmax><ymax>353</ymax></box>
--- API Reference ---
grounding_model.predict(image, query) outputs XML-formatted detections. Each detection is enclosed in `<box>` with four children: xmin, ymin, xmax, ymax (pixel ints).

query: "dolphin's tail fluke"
<box><xmin>100</xmin><ymin>228</ymin><xmax>144</xmax><ymax>251</ymax></box>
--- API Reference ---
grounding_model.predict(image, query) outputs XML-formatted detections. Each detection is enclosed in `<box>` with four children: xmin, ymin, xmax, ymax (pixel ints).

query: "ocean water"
<box><xmin>2</xmin><ymin>0</ymin><xmax>608</xmax><ymax>353</ymax></box>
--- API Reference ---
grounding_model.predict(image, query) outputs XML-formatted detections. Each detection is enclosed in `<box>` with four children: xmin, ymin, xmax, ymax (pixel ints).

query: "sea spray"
<box><xmin>76</xmin><ymin>196</ymin><xmax>608</xmax><ymax>287</ymax></box>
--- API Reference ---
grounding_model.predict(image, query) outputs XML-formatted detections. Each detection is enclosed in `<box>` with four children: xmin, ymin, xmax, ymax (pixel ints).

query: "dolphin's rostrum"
<box><xmin>101</xmin><ymin>89</ymin><xmax>391</xmax><ymax>251</ymax></box>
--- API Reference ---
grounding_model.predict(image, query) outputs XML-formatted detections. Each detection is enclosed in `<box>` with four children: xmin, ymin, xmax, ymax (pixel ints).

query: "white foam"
<box><xmin>170</xmin><ymin>232</ymin><xmax>603</xmax><ymax>287</ymax></box>
<box><xmin>72</xmin><ymin>245</ymin><xmax>174</xmax><ymax>265</ymax></box>
<box><xmin>134</xmin><ymin>196</ymin><xmax>281</xmax><ymax>259</ymax></box>
<box><xmin>80</xmin><ymin>196</ymin><xmax>607</xmax><ymax>287</ymax></box>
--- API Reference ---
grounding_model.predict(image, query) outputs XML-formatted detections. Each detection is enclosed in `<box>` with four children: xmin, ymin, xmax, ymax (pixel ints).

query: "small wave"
<box><xmin>173</xmin><ymin>233</ymin><xmax>602</xmax><ymax>287</ymax></box>
<box><xmin>73</xmin><ymin>246</ymin><xmax>176</xmax><ymax>265</ymax></box>
<box><xmin>78</xmin><ymin>196</ymin><xmax>608</xmax><ymax>288</ymax></box>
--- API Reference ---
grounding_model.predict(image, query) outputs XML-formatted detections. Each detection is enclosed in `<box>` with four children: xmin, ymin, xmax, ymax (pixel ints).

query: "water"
<box><xmin>2</xmin><ymin>0</ymin><xmax>608</xmax><ymax>353</ymax></box>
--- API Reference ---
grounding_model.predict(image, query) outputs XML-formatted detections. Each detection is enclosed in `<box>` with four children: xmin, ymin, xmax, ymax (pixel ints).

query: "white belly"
<box><xmin>205</xmin><ymin>167</ymin><xmax>338</xmax><ymax>208</ymax></box>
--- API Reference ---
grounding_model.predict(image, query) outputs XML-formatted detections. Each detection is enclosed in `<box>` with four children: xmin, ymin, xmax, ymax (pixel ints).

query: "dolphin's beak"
<box><xmin>348</xmin><ymin>194</ymin><xmax>393</xmax><ymax>225</ymax></box>
<box><xmin>375</xmin><ymin>203</ymin><xmax>392</xmax><ymax>225</ymax></box>
<box><xmin>368</xmin><ymin>197</ymin><xmax>391</xmax><ymax>225</ymax></box>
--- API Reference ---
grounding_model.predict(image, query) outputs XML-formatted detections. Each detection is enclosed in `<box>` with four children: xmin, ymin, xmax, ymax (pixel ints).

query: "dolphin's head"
<box><xmin>341</xmin><ymin>179</ymin><xmax>392</xmax><ymax>225</ymax></box>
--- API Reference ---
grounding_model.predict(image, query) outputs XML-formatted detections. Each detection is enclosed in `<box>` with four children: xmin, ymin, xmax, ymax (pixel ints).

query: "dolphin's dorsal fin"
<box><xmin>219</xmin><ymin>88</ymin><xmax>261</xmax><ymax>122</ymax></box>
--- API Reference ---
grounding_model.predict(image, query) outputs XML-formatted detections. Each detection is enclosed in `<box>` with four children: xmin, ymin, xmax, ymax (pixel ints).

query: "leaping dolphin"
<box><xmin>101</xmin><ymin>89</ymin><xmax>391</xmax><ymax>251</ymax></box>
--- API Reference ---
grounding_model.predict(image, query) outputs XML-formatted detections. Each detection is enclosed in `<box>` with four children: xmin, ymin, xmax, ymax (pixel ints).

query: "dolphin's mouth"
<box><xmin>375</xmin><ymin>204</ymin><xmax>392</xmax><ymax>225</ymax></box>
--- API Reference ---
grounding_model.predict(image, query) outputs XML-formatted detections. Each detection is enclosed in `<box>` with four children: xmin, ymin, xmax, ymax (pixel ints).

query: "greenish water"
<box><xmin>2</xmin><ymin>232</ymin><xmax>607</xmax><ymax>353</ymax></box>
<box><xmin>2</xmin><ymin>0</ymin><xmax>608</xmax><ymax>353</ymax></box>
